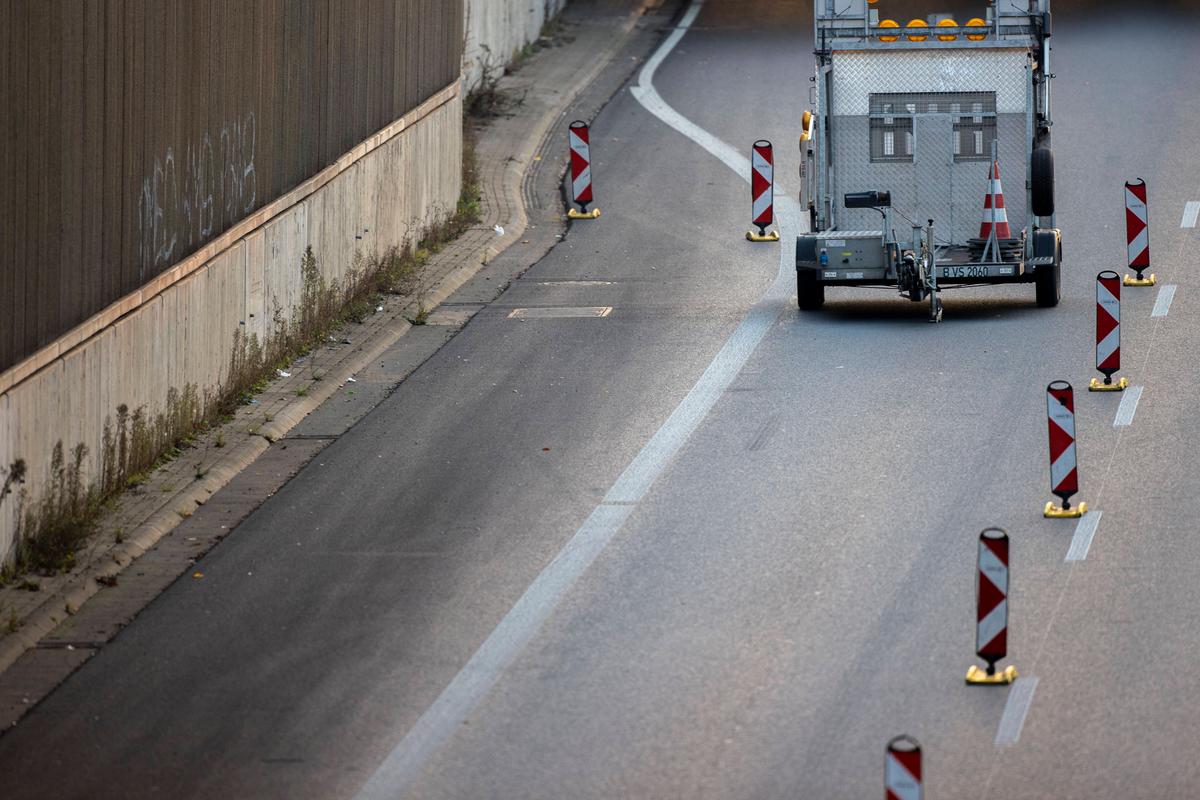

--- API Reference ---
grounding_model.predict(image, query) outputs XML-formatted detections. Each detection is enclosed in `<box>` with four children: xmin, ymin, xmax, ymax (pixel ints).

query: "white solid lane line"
<box><xmin>1151</xmin><ymin>284</ymin><xmax>1176</xmax><ymax>317</ymax></box>
<box><xmin>354</xmin><ymin>503</ymin><xmax>635</xmax><ymax>800</ymax></box>
<box><xmin>1181</xmin><ymin>201</ymin><xmax>1200</xmax><ymax>228</ymax></box>
<box><xmin>628</xmin><ymin>5</ymin><xmax>746</xmax><ymax>178</ymax></box>
<box><xmin>995</xmin><ymin>676</ymin><xmax>1039</xmax><ymax>748</ymax></box>
<box><xmin>357</xmin><ymin>3</ymin><xmax>804</xmax><ymax>796</ymax></box>
<box><xmin>1065</xmin><ymin>510</ymin><xmax>1103</xmax><ymax>562</ymax></box>
<box><xmin>1113</xmin><ymin>386</ymin><xmax>1144</xmax><ymax>428</ymax></box>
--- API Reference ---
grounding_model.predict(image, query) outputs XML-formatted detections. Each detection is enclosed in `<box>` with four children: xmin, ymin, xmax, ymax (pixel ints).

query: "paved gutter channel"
<box><xmin>0</xmin><ymin>0</ymin><xmax>681</xmax><ymax>732</ymax></box>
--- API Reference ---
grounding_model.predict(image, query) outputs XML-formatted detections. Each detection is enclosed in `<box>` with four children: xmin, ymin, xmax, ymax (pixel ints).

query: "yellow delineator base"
<box><xmin>746</xmin><ymin>230</ymin><xmax>781</xmax><ymax>242</ymax></box>
<box><xmin>1045</xmin><ymin>501</ymin><xmax>1088</xmax><ymax>519</ymax></box>
<box><xmin>1123</xmin><ymin>273</ymin><xmax>1157</xmax><ymax>287</ymax></box>
<box><xmin>1089</xmin><ymin>377</ymin><xmax>1130</xmax><ymax>392</ymax></box>
<box><xmin>568</xmin><ymin>208</ymin><xmax>601</xmax><ymax>220</ymax></box>
<box><xmin>966</xmin><ymin>665</ymin><xmax>1019</xmax><ymax>685</ymax></box>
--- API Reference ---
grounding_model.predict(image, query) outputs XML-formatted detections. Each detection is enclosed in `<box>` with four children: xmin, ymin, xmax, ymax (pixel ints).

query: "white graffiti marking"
<box><xmin>137</xmin><ymin>112</ymin><xmax>257</xmax><ymax>274</ymax></box>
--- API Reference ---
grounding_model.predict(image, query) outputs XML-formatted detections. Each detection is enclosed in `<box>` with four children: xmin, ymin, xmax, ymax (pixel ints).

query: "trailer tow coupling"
<box><xmin>898</xmin><ymin>220</ymin><xmax>943</xmax><ymax>323</ymax></box>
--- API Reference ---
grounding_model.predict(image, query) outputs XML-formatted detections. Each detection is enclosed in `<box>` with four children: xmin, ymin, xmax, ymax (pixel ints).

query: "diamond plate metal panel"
<box><xmin>831</xmin><ymin>49</ymin><xmax>1029</xmax><ymax>115</ymax></box>
<box><xmin>830</xmin><ymin>113</ymin><xmax>1029</xmax><ymax>243</ymax></box>
<box><xmin>831</xmin><ymin>115</ymin><xmax>919</xmax><ymax>235</ymax></box>
<box><xmin>914</xmin><ymin>115</ymin><xmax>956</xmax><ymax>240</ymax></box>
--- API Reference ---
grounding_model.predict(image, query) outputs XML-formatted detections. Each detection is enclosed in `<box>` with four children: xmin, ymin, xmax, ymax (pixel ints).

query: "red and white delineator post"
<box><xmin>747</xmin><ymin>140</ymin><xmax>780</xmax><ymax>242</ymax></box>
<box><xmin>1045</xmin><ymin>381</ymin><xmax>1088</xmax><ymax>518</ymax></box>
<box><xmin>567</xmin><ymin>120</ymin><xmax>600</xmax><ymax>220</ymax></box>
<box><xmin>1089</xmin><ymin>270</ymin><xmax>1129</xmax><ymax>392</ymax></box>
<box><xmin>966</xmin><ymin>528</ymin><xmax>1018</xmax><ymax>685</ymax></box>
<box><xmin>1123</xmin><ymin>179</ymin><xmax>1155</xmax><ymax>286</ymax></box>
<box><xmin>885</xmin><ymin>735</ymin><xmax>923</xmax><ymax>800</ymax></box>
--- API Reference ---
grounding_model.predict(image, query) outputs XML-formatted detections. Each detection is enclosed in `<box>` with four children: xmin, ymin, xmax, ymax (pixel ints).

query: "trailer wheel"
<box><xmin>1032</xmin><ymin>147</ymin><xmax>1055</xmax><ymax>217</ymax></box>
<box><xmin>1035</xmin><ymin>244</ymin><xmax>1061</xmax><ymax>308</ymax></box>
<box><xmin>797</xmin><ymin>270</ymin><xmax>825</xmax><ymax>310</ymax></box>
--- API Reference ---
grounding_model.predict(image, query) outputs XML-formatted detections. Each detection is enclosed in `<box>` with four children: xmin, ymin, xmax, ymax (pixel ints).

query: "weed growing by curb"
<box><xmin>409</xmin><ymin>305</ymin><xmax>431</xmax><ymax>326</ymax></box>
<box><xmin>11</xmin><ymin>444</ymin><xmax>94</xmax><ymax>575</ymax></box>
<box><xmin>3</xmin><ymin>118</ymin><xmax>485</xmax><ymax>581</ymax></box>
<box><xmin>466</xmin><ymin>45</ymin><xmax>528</xmax><ymax>119</ymax></box>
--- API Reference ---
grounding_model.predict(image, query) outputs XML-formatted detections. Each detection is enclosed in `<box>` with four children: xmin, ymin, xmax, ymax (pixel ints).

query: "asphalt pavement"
<box><xmin>3</xmin><ymin>1</ymin><xmax>1200</xmax><ymax>798</ymax></box>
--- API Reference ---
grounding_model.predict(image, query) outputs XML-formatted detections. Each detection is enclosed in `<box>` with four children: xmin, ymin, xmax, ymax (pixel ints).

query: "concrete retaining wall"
<box><xmin>0</xmin><ymin>85</ymin><xmax>462</xmax><ymax>565</ymax></box>
<box><xmin>463</xmin><ymin>0</ymin><xmax>571</xmax><ymax>92</ymax></box>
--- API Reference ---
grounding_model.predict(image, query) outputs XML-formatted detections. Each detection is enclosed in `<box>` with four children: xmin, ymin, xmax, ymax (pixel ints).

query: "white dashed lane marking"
<box><xmin>1113</xmin><ymin>385</ymin><xmax>1144</xmax><ymax>428</ymax></box>
<box><xmin>1181</xmin><ymin>201</ymin><xmax>1199</xmax><ymax>228</ymax></box>
<box><xmin>1151</xmin><ymin>284</ymin><xmax>1176</xmax><ymax>318</ymax></box>
<box><xmin>995</xmin><ymin>677</ymin><xmax>1039</xmax><ymax>748</ymax></box>
<box><xmin>1066</xmin><ymin>510</ymin><xmax>1103</xmax><ymax>562</ymax></box>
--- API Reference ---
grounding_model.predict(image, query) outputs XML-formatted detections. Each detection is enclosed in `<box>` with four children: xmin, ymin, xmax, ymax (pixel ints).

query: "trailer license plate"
<box><xmin>941</xmin><ymin>266</ymin><xmax>991</xmax><ymax>279</ymax></box>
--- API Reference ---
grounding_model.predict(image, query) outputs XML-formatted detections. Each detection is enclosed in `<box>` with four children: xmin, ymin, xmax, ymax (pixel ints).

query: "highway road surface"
<box><xmin>4</xmin><ymin>1</ymin><xmax>1200</xmax><ymax>797</ymax></box>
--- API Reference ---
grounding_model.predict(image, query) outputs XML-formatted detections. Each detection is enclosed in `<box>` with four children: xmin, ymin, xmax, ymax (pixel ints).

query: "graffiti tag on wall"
<box><xmin>137</xmin><ymin>113</ymin><xmax>257</xmax><ymax>275</ymax></box>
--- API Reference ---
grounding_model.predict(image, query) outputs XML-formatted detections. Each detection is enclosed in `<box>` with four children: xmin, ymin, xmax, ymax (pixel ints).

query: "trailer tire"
<box><xmin>797</xmin><ymin>270</ymin><xmax>825</xmax><ymax>310</ymax></box>
<box><xmin>1032</xmin><ymin>147</ymin><xmax>1055</xmax><ymax>217</ymax></box>
<box><xmin>1035</xmin><ymin>246</ymin><xmax>1061</xmax><ymax>308</ymax></box>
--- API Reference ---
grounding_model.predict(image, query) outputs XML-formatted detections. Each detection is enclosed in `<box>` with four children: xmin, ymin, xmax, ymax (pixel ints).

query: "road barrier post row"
<box><xmin>884</xmin><ymin>177</ymin><xmax>1168</xmax><ymax>791</ymax></box>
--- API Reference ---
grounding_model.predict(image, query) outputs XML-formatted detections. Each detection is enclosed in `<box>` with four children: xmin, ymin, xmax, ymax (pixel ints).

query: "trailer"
<box><xmin>797</xmin><ymin>1</ymin><xmax>1060</xmax><ymax>322</ymax></box>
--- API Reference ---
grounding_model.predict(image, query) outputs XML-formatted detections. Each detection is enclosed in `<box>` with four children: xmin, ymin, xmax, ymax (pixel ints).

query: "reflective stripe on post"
<box><xmin>1046</xmin><ymin>381</ymin><xmax>1079</xmax><ymax>505</ymax></box>
<box><xmin>885</xmin><ymin>735</ymin><xmax>923</xmax><ymax>800</ymax></box>
<box><xmin>1125</xmin><ymin>179</ymin><xmax>1149</xmax><ymax>271</ymax></box>
<box><xmin>751</xmin><ymin>140</ymin><xmax>774</xmax><ymax>231</ymax></box>
<box><xmin>1091</xmin><ymin>270</ymin><xmax>1129</xmax><ymax>390</ymax></box>
<box><xmin>976</xmin><ymin>528</ymin><xmax>1009</xmax><ymax>669</ymax></box>
<box><xmin>568</xmin><ymin>121</ymin><xmax>593</xmax><ymax>210</ymax></box>
<box><xmin>1096</xmin><ymin>270</ymin><xmax>1121</xmax><ymax>376</ymax></box>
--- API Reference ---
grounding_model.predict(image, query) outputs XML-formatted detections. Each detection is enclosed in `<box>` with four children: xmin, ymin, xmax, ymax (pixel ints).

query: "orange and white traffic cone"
<box><xmin>979</xmin><ymin>161</ymin><xmax>1012</xmax><ymax>241</ymax></box>
<box><xmin>977</xmin><ymin>160</ymin><xmax>1012</xmax><ymax>262</ymax></box>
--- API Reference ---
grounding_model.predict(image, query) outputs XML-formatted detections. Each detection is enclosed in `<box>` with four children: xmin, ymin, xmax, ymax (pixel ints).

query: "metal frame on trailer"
<box><xmin>798</xmin><ymin>0</ymin><xmax>1061</xmax><ymax>320</ymax></box>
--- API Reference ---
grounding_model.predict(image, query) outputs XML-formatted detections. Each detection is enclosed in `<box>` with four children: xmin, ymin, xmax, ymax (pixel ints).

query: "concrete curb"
<box><xmin>0</xmin><ymin>0</ymin><xmax>662</xmax><ymax>685</ymax></box>
<box><xmin>0</xmin><ymin>434</ymin><xmax>269</xmax><ymax>675</ymax></box>
<box><xmin>257</xmin><ymin>316</ymin><xmax>413</xmax><ymax>443</ymax></box>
